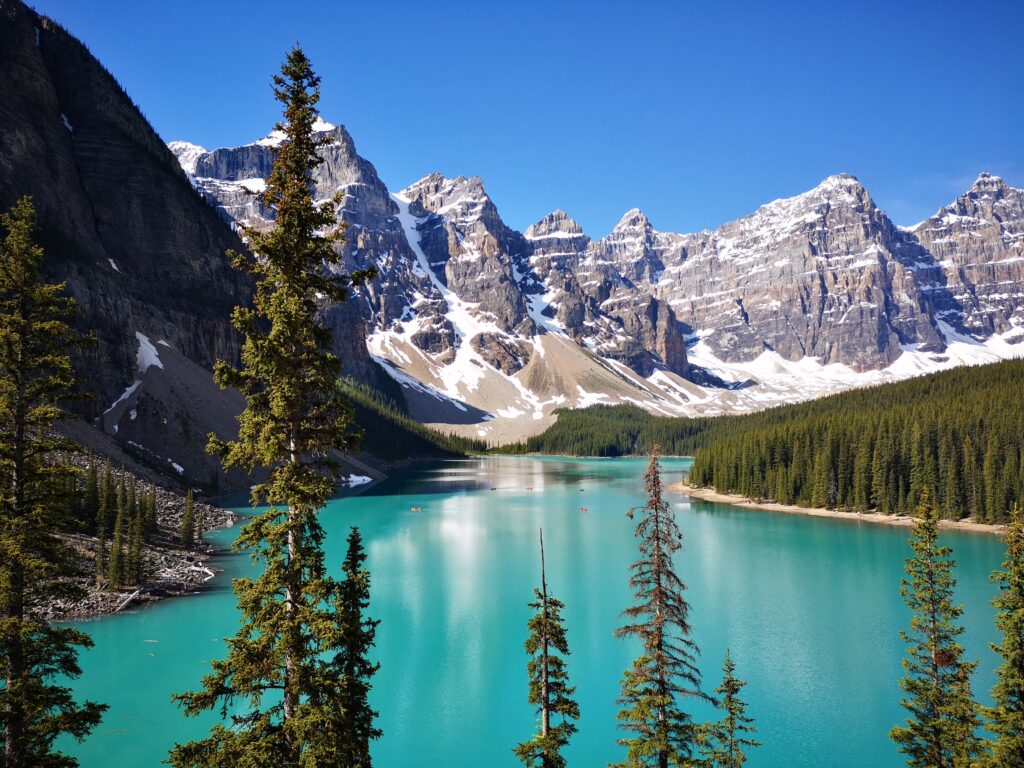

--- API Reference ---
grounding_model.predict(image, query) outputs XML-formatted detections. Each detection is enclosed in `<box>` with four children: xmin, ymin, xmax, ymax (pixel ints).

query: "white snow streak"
<box><xmin>135</xmin><ymin>332</ymin><xmax>164</xmax><ymax>373</ymax></box>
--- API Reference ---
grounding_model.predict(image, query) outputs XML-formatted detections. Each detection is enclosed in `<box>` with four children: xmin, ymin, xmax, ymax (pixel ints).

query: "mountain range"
<box><xmin>2</xmin><ymin>0</ymin><xmax>1023</xmax><ymax>478</ymax></box>
<box><xmin>171</xmin><ymin>123</ymin><xmax>1024</xmax><ymax>443</ymax></box>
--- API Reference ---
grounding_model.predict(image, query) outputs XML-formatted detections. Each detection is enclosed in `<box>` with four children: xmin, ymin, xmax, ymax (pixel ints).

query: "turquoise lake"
<box><xmin>62</xmin><ymin>457</ymin><xmax>1006</xmax><ymax>767</ymax></box>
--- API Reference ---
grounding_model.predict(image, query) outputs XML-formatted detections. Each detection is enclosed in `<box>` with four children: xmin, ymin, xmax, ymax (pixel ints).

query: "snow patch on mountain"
<box><xmin>168</xmin><ymin>141</ymin><xmax>207</xmax><ymax>175</ymax></box>
<box><xmin>135</xmin><ymin>332</ymin><xmax>164</xmax><ymax>373</ymax></box>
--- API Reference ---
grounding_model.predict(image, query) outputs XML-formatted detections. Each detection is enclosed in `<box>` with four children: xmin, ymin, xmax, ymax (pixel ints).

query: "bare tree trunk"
<box><xmin>5</xmin><ymin>566</ymin><xmax>25</xmax><ymax>768</ymax></box>
<box><xmin>282</xmin><ymin>435</ymin><xmax>301</xmax><ymax>762</ymax></box>
<box><xmin>5</xmin><ymin>363</ymin><xmax>27</xmax><ymax>768</ymax></box>
<box><xmin>539</xmin><ymin>528</ymin><xmax>550</xmax><ymax>741</ymax></box>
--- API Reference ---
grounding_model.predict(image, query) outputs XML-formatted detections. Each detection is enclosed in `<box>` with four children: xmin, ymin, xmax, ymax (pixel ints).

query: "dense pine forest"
<box><xmin>341</xmin><ymin>379</ymin><xmax>487</xmax><ymax>460</ymax></box>
<box><xmin>495</xmin><ymin>405</ymin><xmax>718</xmax><ymax>457</ymax></box>
<box><xmin>498</xmin><ymin>360</ymin><xmax>1024</xmax><ymax>523</ymax></box>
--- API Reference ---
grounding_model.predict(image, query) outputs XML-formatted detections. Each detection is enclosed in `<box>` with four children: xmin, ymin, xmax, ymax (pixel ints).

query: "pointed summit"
<box><xmin>525</xmin><ymin>209</ymin><xmax>586</xmax><ymax>240</ymax></box>
<box><xmin>969</xmin><ymin>171</ymin><xmax>1007</xmax><ymax>193</ymax></box>
<box><xmin>401</xmin><ymin>173</ymin><xmax>488</xmax><ymax>203</ymax></box>
<box><xmin>808</xmin><ymin>173</ymin><xmax>868</xmax><ymax>197</ymax></box>
<box><xmin>612</xmin><ymin>207</ymin><xmax>652</xmax><ymax>233</ymax></box>
<box><xmin>819</xmin><ymin>172</ymin><xmax>861</xmax><ymax>185</ymax></box>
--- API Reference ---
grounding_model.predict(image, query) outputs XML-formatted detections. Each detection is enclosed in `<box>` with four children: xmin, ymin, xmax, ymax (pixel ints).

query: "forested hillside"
<box><xmin>495</xmin><ymin>405</ymin><xmax>717</xmax><ymax>457</ymax></box>
<box><xmin>498</xmin><ymin>359</ymin><xmax>1024</xmax><ymax>522</ymax></box>
<box><xmin>342</xmin><ymin>380</ymin><xmax>487</xmax><ymax>461</ymax></box>
<box><xmin>688</xmin><ymin>360</ymin><xmax>1023</xmax><ymax>522</ymax></box>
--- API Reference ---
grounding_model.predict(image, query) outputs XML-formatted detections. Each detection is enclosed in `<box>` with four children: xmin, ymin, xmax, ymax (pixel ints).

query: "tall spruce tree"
<box><xmin>106</xmin><ymin>479</ymin><xmax>126</xmax><ymax>590</ymax></box>
<box><xmin>94</xmin><ymin>461</ymin><xmax>112</xmax><ymax>584</ymax></box>
<box><xmin>326</xmin><ymin>527</ymin><xmax>381</xmax><ymax>766</ymax></box>
<box><xmin>0</xmin><ymin>197</ymin><xmax>106</xmax><ymax>766</ymax></box>
<box><xmin>169</xmin><ymin>46</ymin><xmax>376</xmax><ymax>767</ymax></box>
<box><xmin>180</xmin><ymin>489</ymin><xmax>195</xmax><ymax>549</ymax></box>
<box><xmin>698</xmin><ymin>652</ymin><xmax>761</xmax><ymax>768</ymax></box>
<box><xmin>890</xmin><ymin>491</ymin><xmax>983</xmax><ymax>767</ymax></box>
<box><xmin>613</xmin><ymin>452</ymin><xmax>709</xmax><ymax>768</ymax></box>
<box><xmin>983</xmin><ymin>504</ymin><xmax>1024</xmax><ymax>764</ymax></box>
<box><xmin>514</xmin><ymin>529</ymin><xmax>579</xmax><ymax>768</ymax></box>
<box><xmin>144</xmin><ymin>484</ymin><xmax>158</xmax><ymax>538</ymax></box>
<box><xmin>83</xmin><ymin>459</ymin><xmax>99</xmax><ymax>534</ymax></box>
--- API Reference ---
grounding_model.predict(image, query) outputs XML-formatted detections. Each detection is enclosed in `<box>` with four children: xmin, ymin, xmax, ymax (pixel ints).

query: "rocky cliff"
<box><xmin>641</xmin><ymin>174</ymin><xmax>951</xmax><ymax>370</ymax></box>
<box><xmin>0</xmin><ymin>0</ymin><xmax>250</xmax><ymax>415</ymax></box>
<box><xmin>912</xmin><ymin>173</ymin><xmax>1024</xmax><ymax>338</ymax></box>
<box><xmin>12</xmin><ymin>0</ymin><xmax>1016</xmax><ymax>448</ymax></box>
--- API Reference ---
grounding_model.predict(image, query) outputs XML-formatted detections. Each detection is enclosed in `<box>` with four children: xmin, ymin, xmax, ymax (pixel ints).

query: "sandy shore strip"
<box><xmin>668</xmin><ymin>482</ymin><xmax>1006</xmax><ymax>535</ymax></box>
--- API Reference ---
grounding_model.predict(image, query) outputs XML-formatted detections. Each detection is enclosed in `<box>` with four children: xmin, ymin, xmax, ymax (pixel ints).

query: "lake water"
<box><xmin>62</xmin><ymin>457</ymin><xmax>1005</xmax><ymax>767</ymax></box>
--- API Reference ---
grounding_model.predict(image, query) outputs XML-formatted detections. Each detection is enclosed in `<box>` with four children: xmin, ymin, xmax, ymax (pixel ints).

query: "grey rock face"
<box><xmin>401</xmin><ymin>173</ymin><xmax>536</xmax><ymax>338</ymax></box>
<box><xmin>0</xmin><ymin>0</ymin><xmax>250</xmax><ymax>416</ymax></box>
<box><xmin>913</xmin><ymin>173</ymin><xmax>1024</xmax><ymax>338</ymax></box>
<box><xmin>170</xmin><ymin>123</ymin><xmax>445</xmax><ymax>384</ymax></box>
<box><xmin>632</xmin><ymin>175</ymin><xmax>949</xmax><ymax>369</ymax></box>
<box><xmin>524</xmin><ymin>209</ymin><xmax>689</xmax><ymax>376</ymax></box>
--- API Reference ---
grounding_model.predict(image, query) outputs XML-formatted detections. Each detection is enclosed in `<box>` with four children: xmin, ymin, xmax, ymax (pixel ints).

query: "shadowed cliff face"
<box><xmin>0</xmin><ymin>0</ymin><xmax>251</xmax><ymax>416</ymax></box>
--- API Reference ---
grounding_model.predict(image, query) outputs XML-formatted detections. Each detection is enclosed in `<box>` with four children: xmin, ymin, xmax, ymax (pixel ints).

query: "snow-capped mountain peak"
<box><xmin>168</xmin><ymin>121</ymin><xmax>1024</xmax><ymax>444</ymax></box>
<box><xmin>167</xmin><ymin>141</ymin><xmax>207</xmax><ymax>176</ymax></box>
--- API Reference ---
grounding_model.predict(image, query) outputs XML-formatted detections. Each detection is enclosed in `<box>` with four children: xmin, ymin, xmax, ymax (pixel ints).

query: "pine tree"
<box><xmin>698</xmin><ymin>651</ymin><xmax>761</xmax><ymax>768</ymax></box>
<box><xmin>326</xmin><ymin>527</ymin><xmax>381</xmax><ymax>766</ymax></box>
<box><xmin>983</xmin><ymin>504</ymin><xmax>1024</xmax><ymax>765</ymax></box>
<box><xmin>962</xmin><ymin>436</ymin><xmax>980</xmax><ymax>521</ymax></box>
<box><xmin>145</xmin><ymin>484</ymin><xmax>158</xmax><ymax>538</ymax></box>
<box><xmin>94</xmin><ymin>462</ymin><xmax>113</xmax><ymax>585</ymax></box>
<box><xmin>99</xmin><ymin>461</ymin><xmax>112</xmax><ymax>531</ymax></box>
<box><xmin>613</xmin><ymin>452</ymin><xmax>709</xmax><ymax>768</ymax></box>
<box><xmin>169</xmin><ymin>46</ymin><xmax>376</xmax><ymax>767</ymax></box>
<box><xmin>180</xmin><ymin>489</ymin><xmax>195</xmax><ymax>549</ymax></box>
<box><xmin>0</xmin><ymin>197</ymin><xmax>106</xmax><ymax>766</ymax></box>
<box><xmin>983</xmin><ymin>440</ymin><xmax>1001</xmax><ymax>524</ymax></box>
<box><xmin>890</xmin><ymin>491</ymin><xmax>983</xmax><ymax>767</ymax></box>
<box><xmin>128</xmin><ymin>474</ymin><xmax>137</xmax><ymax>525</ymax></box>
<box><xmin>83</xmin><ymin>459</ymin><xmax>99</xmax><ymax>534</ymax></box>
<box><xmin>514</xmin><ymin>529</ymin><xmax>579</xmax><ymax>768</ymax></box>
<box><xmin>106</xmin><ymin>479</ymin><xmax>126</xmax><ymax>590</ymax></box>
<box><xmin>126</xmin><ymin>506</ymin><xmax>143</xmax><ymax>586</ymax></box>
<box><xmin>852</xmin><ymin>438</ymin><xmax>872</xmax><ymax>511</ymax></box>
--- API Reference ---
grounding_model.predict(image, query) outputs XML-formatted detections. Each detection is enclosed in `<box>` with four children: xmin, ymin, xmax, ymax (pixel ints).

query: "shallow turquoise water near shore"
<box><xmin>62</xmin><ymin>457</ymin><xmax>1005</xmax><ymax>767</ymax></box>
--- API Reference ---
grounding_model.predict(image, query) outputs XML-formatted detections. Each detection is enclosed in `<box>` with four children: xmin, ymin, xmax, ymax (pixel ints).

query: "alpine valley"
<box><xmin>170</xmin><ymin>124</ymin><xmax>1024</xmax><ymax>446</ymax></box>
<box><xmin>3</xmin><ymin>0</ymin><xmax>1024</xmax><ymax>480</ymax></box>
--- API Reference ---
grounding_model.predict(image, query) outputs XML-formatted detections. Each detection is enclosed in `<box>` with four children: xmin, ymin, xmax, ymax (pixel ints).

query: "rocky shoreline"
<box><xmin>42</xmin><ymin>468</ymin><xmax>240</xmax><ymax>622</ymax></box>
<box><xmin>669</xmin><ymin>481</ymin><xmax>1006</xmax><ymax>536</ymax></box>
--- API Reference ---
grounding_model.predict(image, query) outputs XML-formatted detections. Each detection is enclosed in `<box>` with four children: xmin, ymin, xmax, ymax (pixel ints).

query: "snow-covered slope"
<box><xmin>170</xmin><ymin>126</ymin><xmax>1024</xmax><ymax>443</ymax></box>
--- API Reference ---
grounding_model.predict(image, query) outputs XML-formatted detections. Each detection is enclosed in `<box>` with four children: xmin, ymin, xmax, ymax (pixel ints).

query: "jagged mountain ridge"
<box><xmin>172</xmin><ymin>122</ymin><xmax>1024</xmax><ymax>441</ymax></box>
<box><xmin>0</xmin><ymin>1</ymin><xmax>394</xmax><ymax>487</ymax></box>
<box><xmin>172</xmin><ymin>127</ymin><xmax>698</xmax><ymax>439</ymax></box>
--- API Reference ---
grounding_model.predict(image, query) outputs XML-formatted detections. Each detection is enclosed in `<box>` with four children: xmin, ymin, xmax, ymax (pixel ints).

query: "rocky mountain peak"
<box><xmin>167</xmin><ymin>141</ymin><xmax>207</xmax><ymax>175</ymax></box>
<box><xmin>911</xmin><ymin>172</ymin><xmax>1024</xmax><ymax>338</ymax></box>
<box><xmin>525</xmin><ymin>209</ymin><xmax>586</xmax><ymax>240</ymax></box>
<box><xmin>817</xmin><ymin>171</ymin><xmax>862</xmax><ymax>187</ymax></box>
<box><xmin>400</xmin><ymin>173</ymin><xmax>492</xmax><ymax>219</ymax></box>
<box><xmin>933</xmin><ymin>171</ymin><xmax>1023</xmax><ymax>223</ymax></box>
<box><xmin>970</xmin><ymin>171</ymin><xmax>1007</xmax><ymax>193</ymax></box>
<box><xmin>611</xmin><ymin>207</ymin><xmax>652</xmax><ymax>233</ymax></box>
<box><xmin>788</xmin><ymin>172</ymin><xmax>870</xmax><ymax>207</ymax></box>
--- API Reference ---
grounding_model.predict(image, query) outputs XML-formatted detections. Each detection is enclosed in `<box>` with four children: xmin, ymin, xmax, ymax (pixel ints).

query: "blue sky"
<box><xmin>32</xmin><ymin>0</ymin><xmax>1024</xmax><ymax>235</ymax></box>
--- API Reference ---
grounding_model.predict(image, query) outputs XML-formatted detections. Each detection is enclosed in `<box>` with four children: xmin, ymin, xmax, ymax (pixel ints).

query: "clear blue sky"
<box><xmin>31</xmin><ymin>0</ymin><xmax>1024</xmax><ymax>235</ymax></box>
